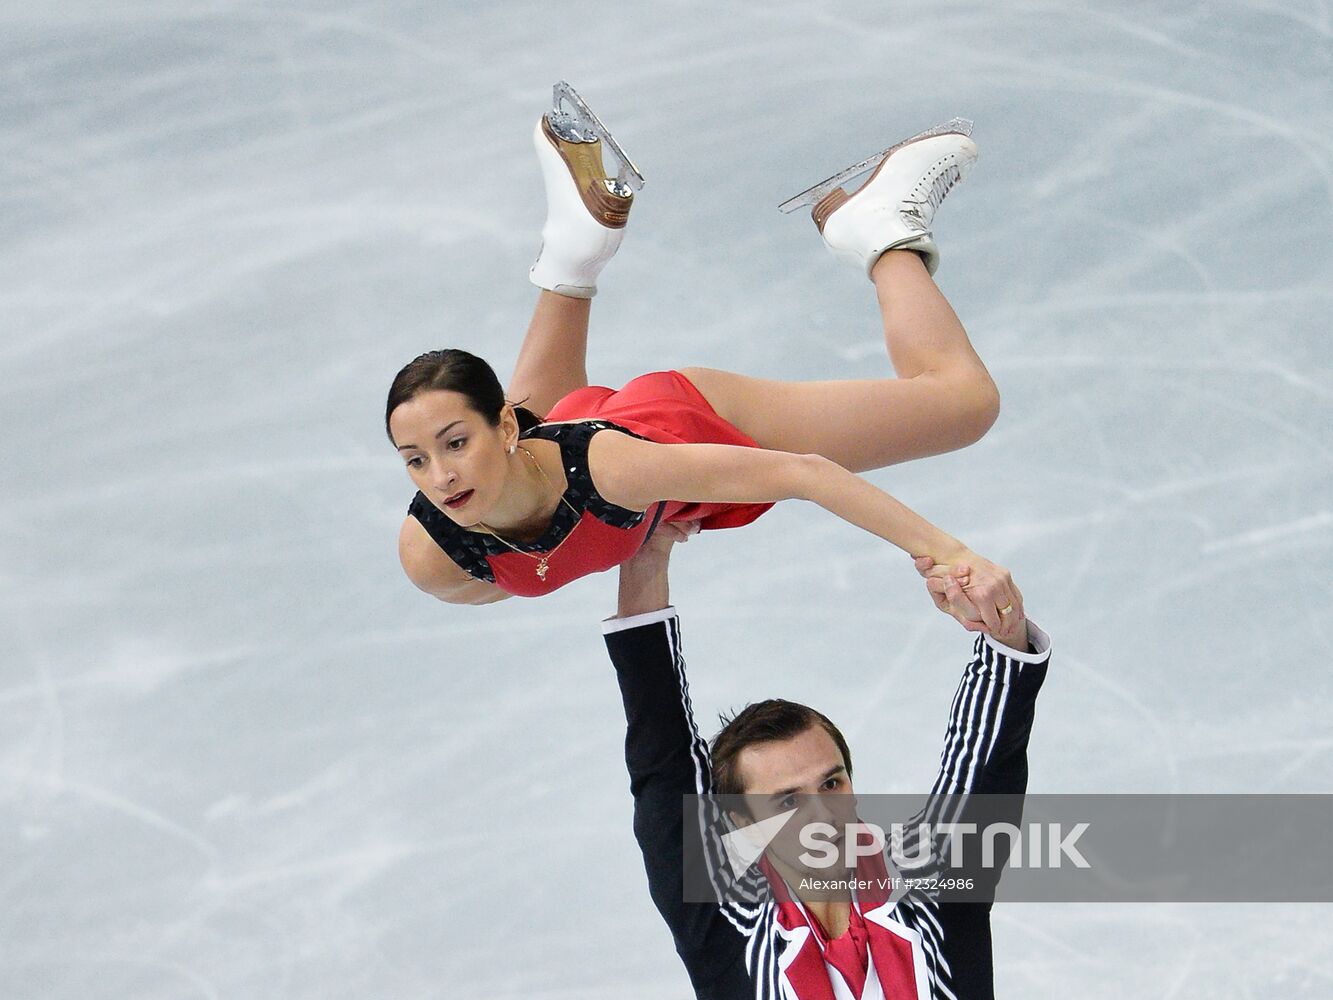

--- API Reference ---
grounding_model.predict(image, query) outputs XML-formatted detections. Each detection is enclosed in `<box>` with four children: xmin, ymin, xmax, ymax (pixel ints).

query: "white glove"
<box><xmin>528</xmin><ymin>116</ymin><xmax>633</xmax><ymax>298</ymax></box>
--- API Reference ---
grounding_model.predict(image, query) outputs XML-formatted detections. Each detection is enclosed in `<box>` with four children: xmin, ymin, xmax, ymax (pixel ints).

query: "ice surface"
<box><xmin>2</xmin><ymin>2</ymin><xmax>1331</xmax><ymax>997</ymax></box>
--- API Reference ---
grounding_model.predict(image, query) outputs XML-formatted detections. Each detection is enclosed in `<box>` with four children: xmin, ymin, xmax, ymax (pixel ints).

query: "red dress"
<box><xmin>408</xmin><ymin>370</ymin><xmax>774</xmax><ymax>597</ymax></box>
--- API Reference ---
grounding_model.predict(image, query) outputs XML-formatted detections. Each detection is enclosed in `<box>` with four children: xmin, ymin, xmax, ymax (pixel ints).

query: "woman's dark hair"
<box><xmin>385</xmin><ymin>349</ymin><xmax>542</xmax><ymax>443</ymax></box>
<box><xmin>710</xmin><ymin>700</ymin><xmax>853</xmax><ymax>799</ymax></box>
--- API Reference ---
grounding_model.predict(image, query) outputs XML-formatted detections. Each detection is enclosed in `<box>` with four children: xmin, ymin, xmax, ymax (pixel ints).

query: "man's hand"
<box><xmin>615</xmin><ymin>519</ymin><xmax>701</xmax><ymax>619</ymax></box>
<box><xmin>913</xmin><ymin>556</ymin><xmax>1029</xmax><ymax>651</ymax></box>
<box><xmin>640</xmin><ymin>519</ymin><xmax>700</xmax><ymax>559</ymax></box>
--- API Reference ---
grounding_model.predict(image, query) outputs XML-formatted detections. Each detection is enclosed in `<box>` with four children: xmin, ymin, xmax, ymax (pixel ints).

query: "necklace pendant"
<box><xmin>536</xmin><ymin>558</ymin><xmax>549</xmax><ymax>581</ymax></box>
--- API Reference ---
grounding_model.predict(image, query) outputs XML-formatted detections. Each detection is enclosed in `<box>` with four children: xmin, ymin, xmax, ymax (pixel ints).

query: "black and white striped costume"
<box><xmin>603</xmin><ymin>609</ymin><xmax>1051</xmax><ymax>1000</ymax></box>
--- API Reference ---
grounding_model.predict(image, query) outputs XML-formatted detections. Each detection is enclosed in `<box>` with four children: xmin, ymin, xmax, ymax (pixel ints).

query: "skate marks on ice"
<box><xmin>3</xmin><ymin>1</ymin><xmax>1333</xmax><ymax>998</ymax></box>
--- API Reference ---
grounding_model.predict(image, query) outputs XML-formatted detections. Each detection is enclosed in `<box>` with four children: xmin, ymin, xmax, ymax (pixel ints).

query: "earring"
<box><xmin>508</xmin><ymin>444</ymin><xmax>516</xmax><ymax>455</ymax></box>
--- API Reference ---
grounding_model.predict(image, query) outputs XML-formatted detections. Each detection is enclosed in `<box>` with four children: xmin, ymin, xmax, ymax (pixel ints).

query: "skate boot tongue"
<box><xmin>902</xmin><ymin>161</ymin><xmax>965</xmax><ymax>231</ymax></box>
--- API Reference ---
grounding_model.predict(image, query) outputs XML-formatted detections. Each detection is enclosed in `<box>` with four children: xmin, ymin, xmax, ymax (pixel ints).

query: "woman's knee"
<box><xmin>955</xmin><ymin>373</ymin><xmax>1001</xmax><ymax>446</ymax></box>
<box><xmin>918</xmin><ymin>368</ymin><xmax>999</xmax><ymax>449</ymax></box>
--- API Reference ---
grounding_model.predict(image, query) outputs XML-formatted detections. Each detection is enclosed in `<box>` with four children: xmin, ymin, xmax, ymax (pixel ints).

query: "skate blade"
<box><xmin>547</xmin><ymin>80</ymin><xmax>645</xmax><ymax>196</ymax></box>
<box><xmin>777</xmin><ymin>118</ymin><xmax>972</xmax><ymax>214</ymax></box>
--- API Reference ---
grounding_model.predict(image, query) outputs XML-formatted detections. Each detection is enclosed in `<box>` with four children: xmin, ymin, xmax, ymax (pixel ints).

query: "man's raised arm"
<box><xmin>602</xmin><ymin>523</ymin><xmax>750</xmax><ymax>999</ymax></box>
<box><xmin>919</xmin><ymin>565</ymin><xmax>1052</xmax><ymax>800</ymax></box>
<box><xmin>891</xmin><ymin>563</ymin><xmax>1054</xmax><ymax>998</ymax></box>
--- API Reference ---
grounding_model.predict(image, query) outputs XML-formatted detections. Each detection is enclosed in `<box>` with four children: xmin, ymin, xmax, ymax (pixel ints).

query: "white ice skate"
<box><xmin>529</xmin><ymin>81</ymin><xmax>645</xmax><ymax>298</ymax></box>
<box><xmin>780</xmin><ymin>119</ymin><xmax>977</xmax><ymax>278</ymax></box>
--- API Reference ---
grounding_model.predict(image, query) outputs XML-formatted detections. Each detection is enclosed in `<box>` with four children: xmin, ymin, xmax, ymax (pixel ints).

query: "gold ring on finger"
<box><xmin>999</xmin><ymin>603</ymin><xmax>1014</xmax><ymax>615</ymax></box>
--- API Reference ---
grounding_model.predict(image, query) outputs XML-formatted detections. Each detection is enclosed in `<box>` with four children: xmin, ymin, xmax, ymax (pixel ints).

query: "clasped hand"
<box><xmin>913</xmin><ymin>553</ymin><xmax>1025</xmax><ymax>641</ymax></box>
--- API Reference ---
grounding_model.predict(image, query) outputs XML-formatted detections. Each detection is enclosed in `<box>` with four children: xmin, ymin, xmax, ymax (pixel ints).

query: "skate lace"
<box><xmin>901</xmin><ymin>159</ymin><xmax>963</xmax><ymax>229</ymax></box>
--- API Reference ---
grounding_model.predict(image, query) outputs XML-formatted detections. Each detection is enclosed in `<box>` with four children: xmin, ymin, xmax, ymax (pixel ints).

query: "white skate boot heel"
<box><xmin>529</xmin><ymin>81</ymin><xmax>645</xmax><ymax>298</ymax></box>
<box><xmin>780</xmin><ymin>119</ymin><xmax>977</xmax><ymax>278</ymax></box>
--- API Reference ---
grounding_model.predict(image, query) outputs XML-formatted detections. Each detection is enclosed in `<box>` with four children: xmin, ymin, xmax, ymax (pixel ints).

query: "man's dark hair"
<box><xmin>710</xmin><ymin>700</ymin><xmax>853</xmax><ymax>797</ymax></box>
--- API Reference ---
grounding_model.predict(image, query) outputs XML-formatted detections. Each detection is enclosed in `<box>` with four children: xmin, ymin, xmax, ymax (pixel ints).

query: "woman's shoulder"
<box><xmin>582</xmin><ymin>429</ymin><xmax>659</xmax><ymax>512</ymax></box>
<box><xmin>404</xmin><ymin>495</ymin><xmax>498</xmax><ymax>584</ymax></box>
<box><xmin>398</xmin><ymin>516</ymin><xmax>473</xmax><ymax>590</ymax></box>
<box><xmin>523</xmin><ymin>421</ymin><xmax>655</xmax><ymax>519</ymax></box>
<box><xmin>398</xmin><ymin>515</ymin><xmax>503</xmax><ymax>604</ymax></box>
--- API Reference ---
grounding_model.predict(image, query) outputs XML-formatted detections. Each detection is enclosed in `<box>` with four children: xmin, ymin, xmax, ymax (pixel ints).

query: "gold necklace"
<box><xmin>476</xmin><ymin>446</ymin><xmax>580</xmax><ymax>582</ymax></box>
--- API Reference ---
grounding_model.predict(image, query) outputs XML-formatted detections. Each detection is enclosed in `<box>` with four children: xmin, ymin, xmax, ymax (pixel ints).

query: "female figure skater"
<box><xmin>388</xmin><ymin>97</ymin><xmax>1019</xmax><ymax>630</ymax></box>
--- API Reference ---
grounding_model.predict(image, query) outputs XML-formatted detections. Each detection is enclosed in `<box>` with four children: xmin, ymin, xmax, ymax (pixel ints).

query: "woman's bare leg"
<box><xmin>681</xmin><ymin>250</ymin><xmax>999</xmax><ymax>473</ymax></box>
<box><xmin>506</xmin><ymin>291</ymin><xmax>591</xmax><ymax>417</ymax></box>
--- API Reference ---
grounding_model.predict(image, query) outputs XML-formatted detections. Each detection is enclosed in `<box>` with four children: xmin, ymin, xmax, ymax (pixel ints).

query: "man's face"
<box><xmin>734</xmin><ymin>724</ymin><xmax>857</xmax><ymax>876</ymax></box>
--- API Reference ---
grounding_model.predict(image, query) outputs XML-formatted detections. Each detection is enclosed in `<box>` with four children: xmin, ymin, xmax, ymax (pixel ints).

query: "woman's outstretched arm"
<box><xmin>588</xmin><ymin>433</ymin><xmax>1021</xmax><ymax>631</ymax></box>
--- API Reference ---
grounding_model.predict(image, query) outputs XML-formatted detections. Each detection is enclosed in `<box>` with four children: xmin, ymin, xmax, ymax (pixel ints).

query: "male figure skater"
<box><xmin>602</xmin><ymin>522</ymin><xmax>1052</xmax><ymax>999</ymax></box>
